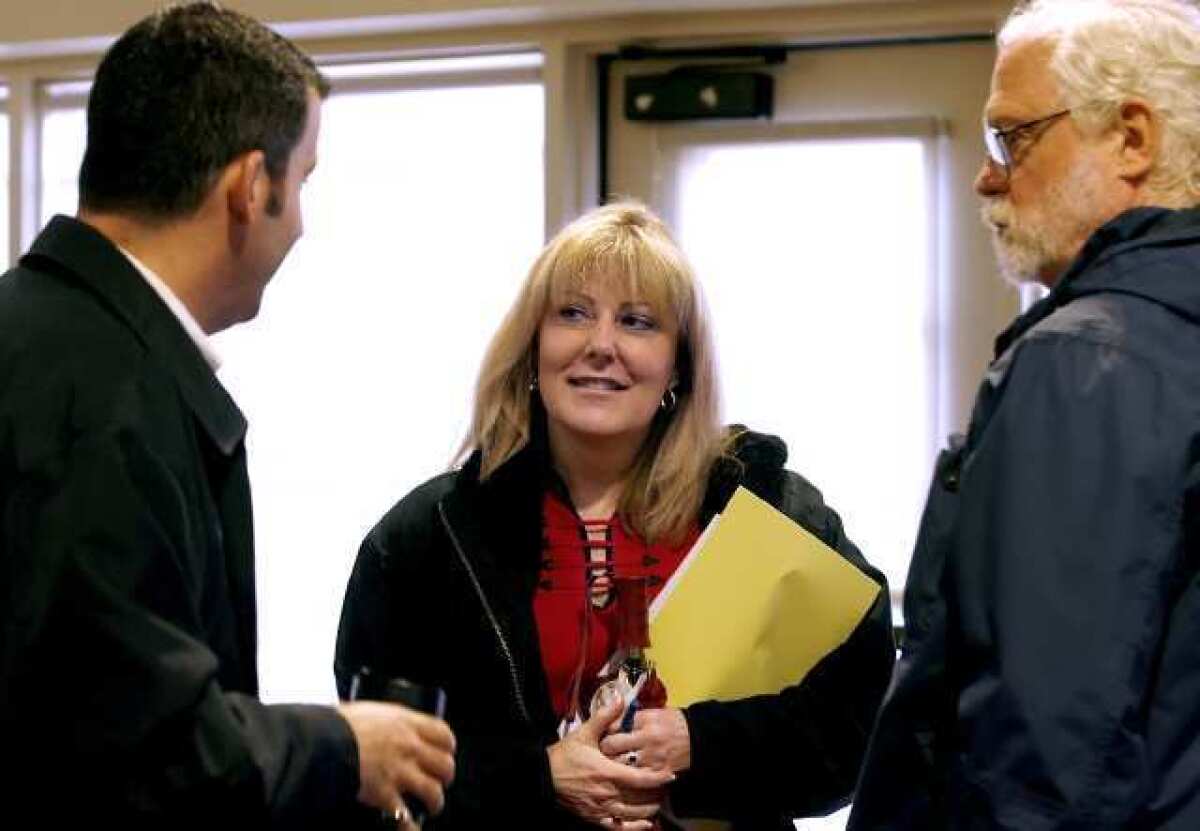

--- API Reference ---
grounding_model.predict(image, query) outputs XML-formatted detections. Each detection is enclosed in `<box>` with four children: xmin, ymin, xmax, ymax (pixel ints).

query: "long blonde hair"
<box><xmin>460</xmin><ymin>201</ymin><xmax>730</xmax><ymax>542</ymax></box>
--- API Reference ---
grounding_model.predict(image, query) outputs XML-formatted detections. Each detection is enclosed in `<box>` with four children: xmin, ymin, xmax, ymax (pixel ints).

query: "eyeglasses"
<box><xmin>982</xmin><ymin>108</ymin><xmax>1072</xmax><ymax>178</ymax></box>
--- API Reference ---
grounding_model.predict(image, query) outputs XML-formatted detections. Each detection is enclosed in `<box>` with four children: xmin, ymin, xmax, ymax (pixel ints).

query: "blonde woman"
<box><xmin>335</xmin><ymin>202</ymin><xmax>894</xmax><ymax>830</ymax></box>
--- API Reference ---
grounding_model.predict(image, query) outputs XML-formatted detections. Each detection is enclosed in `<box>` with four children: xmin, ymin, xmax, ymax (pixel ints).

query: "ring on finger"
<box><xmin>624</xmin><ymin>750</ymin><xmax>639</xmax><ymax>767</ymax></box>
<box><xmin>393</xmin><ymin>800</ymin><xmax>412</xmax><ymax>827</ymax></box>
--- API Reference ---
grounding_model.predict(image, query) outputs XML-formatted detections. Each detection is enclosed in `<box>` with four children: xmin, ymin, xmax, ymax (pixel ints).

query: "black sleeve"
<box><xmin>670</xmin><ymin>473</ymin><xmax>895</xmax><ymax>827</ymax></box>
<box><xmin>1</xmin><ymin>427</ymin><xmax>359</xmax><ymax>828</ymax></box>
<box><xmin>336</xmin><ymin>523</ymin><xmax>568</xmax><ymax>829</ymax></box>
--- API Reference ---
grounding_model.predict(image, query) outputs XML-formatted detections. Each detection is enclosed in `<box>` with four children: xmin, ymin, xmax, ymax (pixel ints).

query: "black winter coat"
<box><xmin>336</xmin><ymin>428</ymin><xmax>894</xmax><ymax>829</ymax></box>
<box><xmin>0</xmin><ymin>217</ymin><xmax>360</xmax><ymax>829</ymax></box>
<box><xmin>851</xmin><ymin>207</ymin><xmax>1200</xmax><ymax>830</ymax></box>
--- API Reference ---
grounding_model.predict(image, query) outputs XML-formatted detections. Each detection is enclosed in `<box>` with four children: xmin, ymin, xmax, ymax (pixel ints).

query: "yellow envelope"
<box><xmin>647</xmin><ymin>486</ymin><xmax>880</xmax><ymax>707</ymax></box>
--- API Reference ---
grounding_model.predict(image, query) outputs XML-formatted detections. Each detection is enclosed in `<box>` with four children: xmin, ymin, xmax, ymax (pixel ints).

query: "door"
<box><xmin>605</xmin><ymin>38</ymin><xmax>1002</xmax><ymax>608</ymax></box>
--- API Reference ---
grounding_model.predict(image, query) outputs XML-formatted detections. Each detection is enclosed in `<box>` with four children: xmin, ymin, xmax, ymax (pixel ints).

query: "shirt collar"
<box><xmin>116</xmin><ymin>245</ymin><xmax>222</xmax><ymax>371</ymax></box>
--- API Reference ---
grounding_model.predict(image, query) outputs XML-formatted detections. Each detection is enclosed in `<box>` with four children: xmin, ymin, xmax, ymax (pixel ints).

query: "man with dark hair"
<box><xmin>0</xmin><ymin>4</ymin><xmax>454</xmax><ymax>828</ymax></box>
<box><xmin>79</xmin><ymin>2</ymin><xmax>330</xmax><ymax>222</ymax></box>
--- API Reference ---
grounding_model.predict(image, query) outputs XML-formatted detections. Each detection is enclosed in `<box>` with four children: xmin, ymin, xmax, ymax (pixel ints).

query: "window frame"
<box><xmin>654</xmin><ymin>117</ymin><xmax>944</xmax><ymax>614</ymax></box>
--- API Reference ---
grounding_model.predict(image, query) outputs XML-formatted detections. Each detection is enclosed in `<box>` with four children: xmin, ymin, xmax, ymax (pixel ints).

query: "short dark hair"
<box><xmin>79</xmin><ymin>2</ymin><xmax>330</xmax><ymax>219</ymax></box>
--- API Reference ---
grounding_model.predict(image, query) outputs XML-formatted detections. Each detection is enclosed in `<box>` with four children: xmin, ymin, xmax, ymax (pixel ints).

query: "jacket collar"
<box><xmin>701</xmin><ymin>427</ymin><xmax>788</xmax><ymax>523</ymax></box>
<box><xmin>22</xmin><ymin>215</ymin><xmax>247</xmax><ymax>456</ymax></box>
<box><xmin>453</xmin><ymin>422</ymin><xmax>791</xmax><ymax>534</ymax></box>
<box><xmin>450</xmin><ymin>423</ymin><xmax>553</xmax><ymax>569</ymax></box>
<box><xmin>995</xmin><ymin>206</ymin><xmax>1200</xmax><ymax>357</ymax></box>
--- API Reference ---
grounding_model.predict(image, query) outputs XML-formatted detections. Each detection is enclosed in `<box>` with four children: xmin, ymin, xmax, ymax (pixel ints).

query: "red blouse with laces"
<box><xmin>534</xmin><ymin>489</ymin><xmax>700</xmax><ymax>720</ymax></box>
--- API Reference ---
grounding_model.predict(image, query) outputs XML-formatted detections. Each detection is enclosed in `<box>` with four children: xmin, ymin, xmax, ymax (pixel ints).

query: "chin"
<box><xmin>993</xmin><ymin>241</ymin><xmax>1041</xmax><ymax>287</ymax></box>
<box><xmin>996</xmin><ymin>263</ymin><xmax>1039</xmax><ymax>287</ymax></box>
<box><xmin>241</xmin><ymin>298</ymin><xmax>264</xmax><ymax>324</ymax></box>
<box><xmin>554</xmin><ymin>415</ymin><xmax>652</xmax><ymax>445</ymax></box>
<box><xmin>567</xmin><ymin>422</ymin><xmax>634</xmax><ymax>440</ymax></box>
<box><xmin>224</xmin><ymin>293</ymin><xmax>265</xmax><ymax>330</ymax></box>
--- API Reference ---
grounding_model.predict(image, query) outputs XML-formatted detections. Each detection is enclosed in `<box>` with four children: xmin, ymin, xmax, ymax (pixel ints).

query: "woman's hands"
<box><xmin>600</xmin><ymin>707</ymin><xmax>691</xmax><ymax>774</ymax></box>
<box><xmin>548</xmin><ymin>698</ymin><xmax>675</xmax><ymax>829</ymax></box>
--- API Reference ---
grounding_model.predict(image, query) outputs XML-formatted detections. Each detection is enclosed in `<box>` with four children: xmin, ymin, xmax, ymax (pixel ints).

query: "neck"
<box><xmin>79</xmin><ymin>208</ymin><xmax>230</xmax><ymax>333</ymax></box>
<box><xmin>548</xmin><ymin>427</ymin><xmax>647</xmax><ymax>520</ymax></box>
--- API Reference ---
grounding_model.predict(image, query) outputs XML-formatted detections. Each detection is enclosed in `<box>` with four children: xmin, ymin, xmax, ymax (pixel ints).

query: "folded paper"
<box><xmin>647</xmin><ymin>485</ymin><xmax>880</xmax><ymax>707</ymax></box>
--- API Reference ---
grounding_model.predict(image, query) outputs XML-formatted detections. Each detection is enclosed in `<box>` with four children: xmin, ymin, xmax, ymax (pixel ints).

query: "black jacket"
<box><xmin>336</xmin><ymin>427</ymin><xmax>894</xmax><ymax>829</ymax></box>
<box><xmin>850</xmin><ymin>207</ymin><xmax>1200</xmax><ymax>830</ymax></box>
<box><xmin>0</xmin><ymin>217</ymin><xmax>359</xmax><ymax>829</ymax></box>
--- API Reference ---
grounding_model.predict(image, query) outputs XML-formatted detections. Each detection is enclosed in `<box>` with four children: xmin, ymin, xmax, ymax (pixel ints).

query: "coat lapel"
<box><xmin>22</xmin><ymin>216</ymin><xmax>247</xmax><ymax>454</ymax></box>
<box><xmin>22</xmin><ymin>215</ymin><xmax>258</xmax><ymax>689</ymax></box>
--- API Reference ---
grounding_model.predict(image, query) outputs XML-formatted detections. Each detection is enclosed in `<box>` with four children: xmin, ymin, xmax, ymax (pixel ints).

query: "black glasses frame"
<box><xmin>982</xmin><ymin>108</ymin><xmax>1073</xmax><ymax>176</ymax></box>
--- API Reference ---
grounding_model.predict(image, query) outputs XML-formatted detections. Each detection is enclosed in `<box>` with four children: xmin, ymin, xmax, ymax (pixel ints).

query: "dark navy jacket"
<box><xmin>850</xmin><ymin>207</ymin><xmax>1200</xmax><ymax>830</ymax></box>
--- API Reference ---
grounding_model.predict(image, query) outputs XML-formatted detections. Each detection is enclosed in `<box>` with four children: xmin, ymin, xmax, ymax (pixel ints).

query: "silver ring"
<box><xmin>625</xmin><ymin>750</ymin><xmax>638</xmax><ymax>767</ymax></box>
<box><xmin>392</xmin><ymin>801</ymin><xmax>412</xmax><ymax>827</ymax></box>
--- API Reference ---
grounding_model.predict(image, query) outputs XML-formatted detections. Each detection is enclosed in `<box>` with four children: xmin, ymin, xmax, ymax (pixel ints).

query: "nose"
<box><xmin>584</xmin><ymin>317</ymin><xmax>617</xmax><ymax>361</ymax></box>
<box><xmin>975</xmin><ymin>157</ymin><xmax>1008</xmax><ymax>197</ymax></box>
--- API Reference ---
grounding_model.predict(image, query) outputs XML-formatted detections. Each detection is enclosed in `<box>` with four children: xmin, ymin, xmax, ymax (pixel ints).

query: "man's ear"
<box><xmin>1113</xmin><ymin>99</ymin><xmax>1158</xmax><ymax>183</ymax></box>
<box><xmin>224</xmin><ymin>149</ymin><xmax>268</xmax><ymax>223</ymax></box>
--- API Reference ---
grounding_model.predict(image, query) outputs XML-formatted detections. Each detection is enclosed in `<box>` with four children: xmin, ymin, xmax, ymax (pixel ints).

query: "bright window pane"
<box><xmin>672</xmin><ymin>136</ymin><xmax>936</xmax><ymax>604</ymax></box>
<box><xmin>37</xmin><ymin>76</ymin><xmax>545</xmax><ymax>703</ymax></box>
<box><xmin>40</xmin><ymin>107</ymin><xmax>86</xmax><ymax>225</ymax></box>
<box><xmin>218</xmin><ymin>81</ymin><xmax>544</xmax><ymax>702</ymax></box>
<box><xmin>0</xmin><ymin>110</ymin><xmax>9</xmax><ymax>266</ymax></box>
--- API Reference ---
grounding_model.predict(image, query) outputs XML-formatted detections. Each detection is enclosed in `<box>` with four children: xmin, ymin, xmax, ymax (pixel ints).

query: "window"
<box><xmin>39</xmin><ymin>80</ymin><xmax>87</xmax><ymax>226</ymax></box>
<box><xmin>663</xmin><ymin>124</ymin><xmax>938</xmax><ymax>831</ymax></box>
<box><xmin>658</xmin><ymin>121</ymin><xmax>940</xmax><ymax>608</ymax></box>
<box><xmin>36</xmin><ymin>55</ymin><xmax>546</xmax><ymax>702</ymax></box>
<box><xmin>0</xmin><ymin>85</ymin><xmax>10</xmax><ymax>266</ymax></box>
<box><xmin>226</xmin><ymin>60</ymin><xmax>545</xmax><ymax>702</ymax></box>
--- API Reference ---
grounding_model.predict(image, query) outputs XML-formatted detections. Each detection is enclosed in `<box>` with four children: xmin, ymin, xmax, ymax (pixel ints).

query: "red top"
<box><xmin>534</xmin><ymin>489</ymin><xmax>700</xmax><ymax>719</ymax></box>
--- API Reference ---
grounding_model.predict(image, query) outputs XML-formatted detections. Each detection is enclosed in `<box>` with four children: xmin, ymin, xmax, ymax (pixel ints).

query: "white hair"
<box><xmin>1000</xmin><ymin>0</ymin><xmax>1200</xmax><ymax>206</ymax></box>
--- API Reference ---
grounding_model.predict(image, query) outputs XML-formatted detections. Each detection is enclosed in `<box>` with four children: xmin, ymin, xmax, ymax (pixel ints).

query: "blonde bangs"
<box><xmin>539</xmin><ymin>217</ymin><xmax>695</xmax><ymax>336</ymax></box>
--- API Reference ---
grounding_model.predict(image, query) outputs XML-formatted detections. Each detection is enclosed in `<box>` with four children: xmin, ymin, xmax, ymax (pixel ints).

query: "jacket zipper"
<box><xmin>437</xmin><ymin>500</ymin><xmax>533</xmax><ymax>725</ymax></box>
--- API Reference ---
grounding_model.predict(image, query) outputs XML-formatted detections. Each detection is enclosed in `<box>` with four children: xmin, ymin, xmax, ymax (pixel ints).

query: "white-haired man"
<box><xmin>850</xmin><ymin>1</ymin><xmax>1200</xmax><ymax>828</ymax></box>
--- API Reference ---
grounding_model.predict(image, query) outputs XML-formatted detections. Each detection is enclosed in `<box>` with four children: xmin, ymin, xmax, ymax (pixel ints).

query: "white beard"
<box><xmin>981</xmin><ymin>154</ymin><xmax>1109</xmax><ymax>286</ymax></box>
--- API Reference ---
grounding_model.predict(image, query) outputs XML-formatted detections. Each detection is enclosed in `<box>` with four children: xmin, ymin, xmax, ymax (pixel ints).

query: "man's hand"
<box><xmin>336</xmin><ymin>701</ymin><xmax>456</xmax><ymax>820</ymax></box>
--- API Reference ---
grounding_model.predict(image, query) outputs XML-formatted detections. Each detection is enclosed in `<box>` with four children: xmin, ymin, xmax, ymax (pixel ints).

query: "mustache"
<box><xmin>980</xmin><ymin>199</ymin><xmax>1011</xmax><ymax>229</ymax></box>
